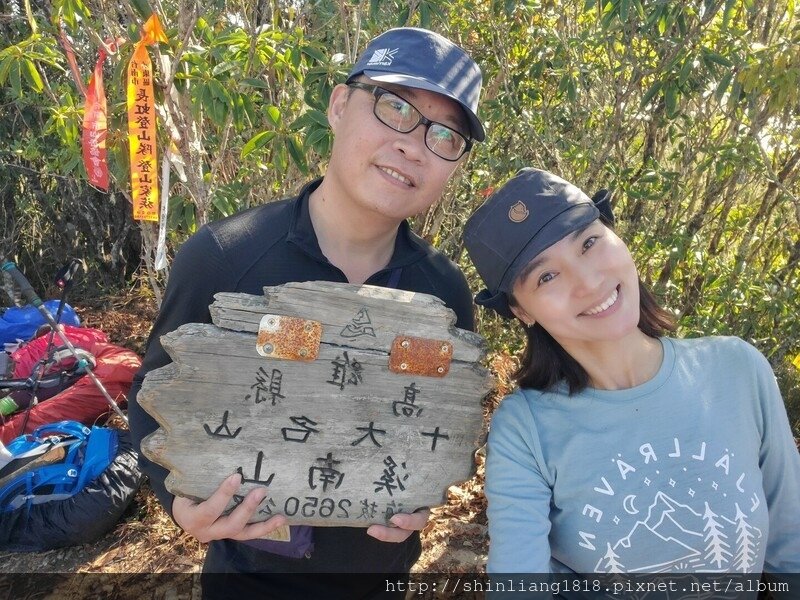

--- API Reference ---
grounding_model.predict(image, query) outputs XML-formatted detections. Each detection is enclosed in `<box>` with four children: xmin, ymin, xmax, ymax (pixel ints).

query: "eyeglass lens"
<box><xmin>373</xmin><ymin>92</ymin><xmax>467</xmax><ymax>160</ymax></box>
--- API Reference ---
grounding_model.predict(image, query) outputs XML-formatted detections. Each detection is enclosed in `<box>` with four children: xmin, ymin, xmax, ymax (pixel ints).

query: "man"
<box><xmin>128</xmin><ymin>27</ymin><xmax>485</xmax><ymax>597</ymax></box>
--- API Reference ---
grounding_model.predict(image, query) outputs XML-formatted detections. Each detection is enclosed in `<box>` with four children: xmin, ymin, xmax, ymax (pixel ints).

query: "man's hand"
<box><xmin>172</xmin><ymin>473</ymin><xmax>287</xmax><ymax>543</ymax></box>
<box><xmin>366</xmin><ymin>509</ymin><xmax>430</xmax><ymax>543</ymax></box>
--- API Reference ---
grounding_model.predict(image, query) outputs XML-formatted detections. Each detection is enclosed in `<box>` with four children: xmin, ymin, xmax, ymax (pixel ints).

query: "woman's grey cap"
<box><xmin>464</xmin><ymin>168</ymin><xmax>600</xmax><ymax>318</ymax></box>
<box><xmin>347</xmin><ymin>27</ymin><xmax>485</xmax><ymax>142</ymax></box>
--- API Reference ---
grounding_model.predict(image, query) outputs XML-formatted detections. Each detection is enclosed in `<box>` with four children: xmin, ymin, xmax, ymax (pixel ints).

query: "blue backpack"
<box><xmin>0</xmin><ymin>420</ymin><xmax>117</xmax><ymax>513</ymax></box>
<box><xmin>0</xmin><ymin>301</ymin><xmax>81</xmax><ymax>345</ymax></box>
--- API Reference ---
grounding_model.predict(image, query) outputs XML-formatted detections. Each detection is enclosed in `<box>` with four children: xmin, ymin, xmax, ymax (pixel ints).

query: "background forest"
<box><xmin>1</xmin><ymin>0</ymin><xmax>798</xmax><ymax>432</ymax></box>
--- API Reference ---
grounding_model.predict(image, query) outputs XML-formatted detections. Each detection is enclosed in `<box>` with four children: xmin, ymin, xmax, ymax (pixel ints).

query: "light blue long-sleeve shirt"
<box><xmin>486</xmin><ymin>336</ymin><xmax>800</xmax><ymax>575</ymax></box>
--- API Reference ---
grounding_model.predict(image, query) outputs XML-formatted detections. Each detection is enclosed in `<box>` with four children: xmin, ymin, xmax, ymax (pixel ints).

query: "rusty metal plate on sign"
<box><xmin>389</xmin><ymin>335</ymin><xmax>453</xmax><ymax>377</ymax></box>
<box><xmin>256</xmin><ymin>314</ymin><xmax>321</xmax><ymax>361</ymax></box>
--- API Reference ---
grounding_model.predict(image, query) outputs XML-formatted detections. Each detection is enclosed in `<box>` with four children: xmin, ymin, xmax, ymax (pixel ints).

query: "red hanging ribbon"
<box><xmin>82</xmin><ymin>46</ymin><xmax>111</xmax><ymax>190</ymax></box>
<box><xmin>58</xmin><ymin>24</ymin><xmax>87</xmax><ymax>98</ymax></box>
<box><xmin>59</xmin><ymin>21</ymin><xmax>123</xmax><ymax>192</ymax></box>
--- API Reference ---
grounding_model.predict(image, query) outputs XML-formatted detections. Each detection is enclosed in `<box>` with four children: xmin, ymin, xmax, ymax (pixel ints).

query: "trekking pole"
<box><xmin>0</xmin><ymin>257</ymin><xmax>129</xmax><ymax>424</ymax></box>
<box><xmin>41</xmin><ymin>259</ymin><xmax>84</xmax><ymax>370</ymax></box>
<box><xmin>48</xmin><ymin>259</ymin><xmax>83</xmax><ymax>336</ymax></box>
<box><xmin>19</xmin><ymin>259</ymin><xmax>86</xmax><ymax>437</ymax></box>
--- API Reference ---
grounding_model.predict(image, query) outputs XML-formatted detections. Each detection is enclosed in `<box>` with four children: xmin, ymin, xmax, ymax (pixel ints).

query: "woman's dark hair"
<box><xmin>507</xmin><ymin>218</ymin><xmax>676</xmax><ymax>394</ymax></box>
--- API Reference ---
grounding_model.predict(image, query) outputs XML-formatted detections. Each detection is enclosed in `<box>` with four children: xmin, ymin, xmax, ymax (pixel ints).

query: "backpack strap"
<box><xmin>74</xmin><ymin>427</ymin><xmax>117</xmax><ymax>489</ymax></box>
<box><xmin>0</xmin><ymin>442</ymin><xmax>70</xmax><ymax>489</ymax></box>
<box><xmin>31</xmin><ymin>420</ymin><xmax>91</xmax><ymax>442</ymax></box>
<box><xmin>0</xmin><ymin>422</ymin><xmax>117</xmax><ymax>513</ymax></box>
<box><xmin>0</xmin><ymin>461</ymin><xmax>80</xmax><ymax>511</ymax></box>
<box><xmin>1</xmin><ymin>431</ymin><xmax>81</xmax><ymax>478</ymax></box>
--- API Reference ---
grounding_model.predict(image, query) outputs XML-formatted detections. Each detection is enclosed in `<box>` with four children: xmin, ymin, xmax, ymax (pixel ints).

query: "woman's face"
<box><xmin>510</xmin><ymin>220</ymin><xmax>642</xmax><ymax>350</ymax></box>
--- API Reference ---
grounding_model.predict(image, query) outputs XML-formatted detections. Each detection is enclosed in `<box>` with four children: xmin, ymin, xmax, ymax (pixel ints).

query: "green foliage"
<box><xmin>435</xmin><ymin>0</ymin><xmax>799</xmax><ymax>432</ymax></box>
<box><xmin>0</xmin><ymin>34</ymin><xmax>63</xmax><ymax>96</ymax></box>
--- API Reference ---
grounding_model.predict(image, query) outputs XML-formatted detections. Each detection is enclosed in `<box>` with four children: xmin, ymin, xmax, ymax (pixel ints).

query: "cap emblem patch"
<box><xmin>367</xmin><ymin>48</ymin><xmax>398</xmax><ymax>66</ymax></box>
<box><xmin>508</xmin><ymin>201</ymin><xmax>529</xmax><ymax>223</ymax></box>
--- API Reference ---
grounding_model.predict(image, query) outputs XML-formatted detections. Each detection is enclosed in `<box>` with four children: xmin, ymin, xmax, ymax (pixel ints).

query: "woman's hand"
<box><xmin>366</xmin><ymin>509</ymin><xmax>430</xmax><ymax>543</ymax></box>
<box><xmin>172</xmin><ymin>473</ymin><xmax>287</xmax><ymax>543</ymax></box>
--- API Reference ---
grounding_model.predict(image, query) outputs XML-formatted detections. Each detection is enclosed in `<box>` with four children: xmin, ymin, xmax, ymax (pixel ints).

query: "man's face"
<box><xmin>325</xmin><ymin>77</ymin><xmax>469</xmax><ymax>224</ymax></box>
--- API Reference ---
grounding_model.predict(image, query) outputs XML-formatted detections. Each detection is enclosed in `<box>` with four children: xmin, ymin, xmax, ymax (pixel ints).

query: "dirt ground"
<box><xmin>0</xmin><ymin>293</ymin><xmax>513</xmax><ymax>597</ymax></box>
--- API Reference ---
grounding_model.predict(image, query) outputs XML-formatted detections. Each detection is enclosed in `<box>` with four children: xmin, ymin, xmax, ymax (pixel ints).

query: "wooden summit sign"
<box><xmin>138</xmin><ymin>281</ymin><xmax>492</xmax><ymax>527</ymax></box>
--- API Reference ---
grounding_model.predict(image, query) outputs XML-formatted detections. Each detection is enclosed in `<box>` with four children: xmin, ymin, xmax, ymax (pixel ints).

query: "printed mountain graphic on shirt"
<box><xmin>595</xmin><ymin>492</ymin><xmax>761</xmax><ymax>573</ymax></box>
<box><xmin>603</xmin><ymin>493</ymin><xmax>702</xmax><ymax>572</ymax></box>
<box><xmin>644</xmin><ymin>493</ymin><xmax>705</xmax><ymax>544</ymax></box>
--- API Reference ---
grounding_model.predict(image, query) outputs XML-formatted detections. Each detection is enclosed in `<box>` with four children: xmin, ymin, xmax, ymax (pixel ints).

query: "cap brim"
<box><xmin>499</xmin><ymin>203</ymin><xmax>600</xmax><ymax>293</ymax></box>
<box><xmin>475</xmin><ymin>288</ymin><xmax>516</xmax><ymax>319</ymax></box>
<box><xmin>360</xmin><ymin>71</ymin><xmax>485</xmax><ymax>142</ymax></box>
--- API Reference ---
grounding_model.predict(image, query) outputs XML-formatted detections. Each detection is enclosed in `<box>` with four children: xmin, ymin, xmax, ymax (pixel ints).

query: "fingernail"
<box><xmin>227</xmin><ymin>472</ymin><xmax>241</xmax><ymax>485</ymax></box>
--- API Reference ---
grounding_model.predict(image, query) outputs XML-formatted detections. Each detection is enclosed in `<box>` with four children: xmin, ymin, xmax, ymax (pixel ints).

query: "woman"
<box><xmin>464</xmin><ymin>168</ymin><xmax>800</xmax><ymax>576</ymax></box>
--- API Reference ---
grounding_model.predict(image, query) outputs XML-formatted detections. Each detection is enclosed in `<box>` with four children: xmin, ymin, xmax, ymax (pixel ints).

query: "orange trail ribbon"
<box><xmin>127</xmin><ymin>14</ymin><xmax>168</xmax><ymax>221</ymax></box>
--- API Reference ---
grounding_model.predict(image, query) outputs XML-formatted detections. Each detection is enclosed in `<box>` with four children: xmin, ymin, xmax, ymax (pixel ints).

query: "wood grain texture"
<box><xmin>139</xmin><ymin>282</ymin><xmax>491</xmax><ymax>527</ymax></box>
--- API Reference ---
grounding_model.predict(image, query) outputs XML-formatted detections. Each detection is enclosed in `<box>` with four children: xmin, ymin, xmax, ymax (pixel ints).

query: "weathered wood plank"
<box><xmin>140</xmin><ymin>282</ymin><xmax>491</xmax><ymax>527</ymax></box>
<box><xmin>208</xmin><ymin>282</ymin><xmax>485</xmax><ymax>362</ymax></box>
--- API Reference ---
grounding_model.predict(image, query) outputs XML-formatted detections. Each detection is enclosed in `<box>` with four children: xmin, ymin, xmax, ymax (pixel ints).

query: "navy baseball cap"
<box><xmin>464</xmin><ymin>168</ymin><xmax>600</xmax><ymax>319</ymax></box>
<box><xmin>347</xmin><ymin>27</ymin><xmax>485</xmax><ymax>142</ymax></box>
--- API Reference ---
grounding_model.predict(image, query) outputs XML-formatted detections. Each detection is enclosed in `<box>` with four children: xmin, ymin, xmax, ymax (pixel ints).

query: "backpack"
<box><xmin>0</xmin><ymin>300</ymin><xmax>81</xmax><ymax>345</ymax></box>
<box><xmin>0</xmin><ymin>420</ymin><xmax>117</xmax><ymax>513</ymax></box>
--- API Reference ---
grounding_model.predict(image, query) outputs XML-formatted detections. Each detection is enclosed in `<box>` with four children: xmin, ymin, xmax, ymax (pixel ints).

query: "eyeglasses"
<box><xmin>347</xmin><ymin>82</ymin><xmax>472</xmax><ymax>161</ymax></box>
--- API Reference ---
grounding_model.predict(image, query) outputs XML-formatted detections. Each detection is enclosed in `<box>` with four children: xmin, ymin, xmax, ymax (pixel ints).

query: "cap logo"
<box><xmin>367</xmin><ymin>48</ymin><xmax>398</xmax><ymax>66</ymax></box>
<box><xmin>508</xmin><ymin>201</ymin><xmax>529</xmax><ymax>223</ymax></box>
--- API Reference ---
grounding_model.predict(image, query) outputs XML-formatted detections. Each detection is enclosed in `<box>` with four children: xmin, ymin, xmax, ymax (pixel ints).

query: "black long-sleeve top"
<box><xmin>128</xmin><ymin>178</ymin><xmax>475</xmax><ymax>576</ymax></box>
